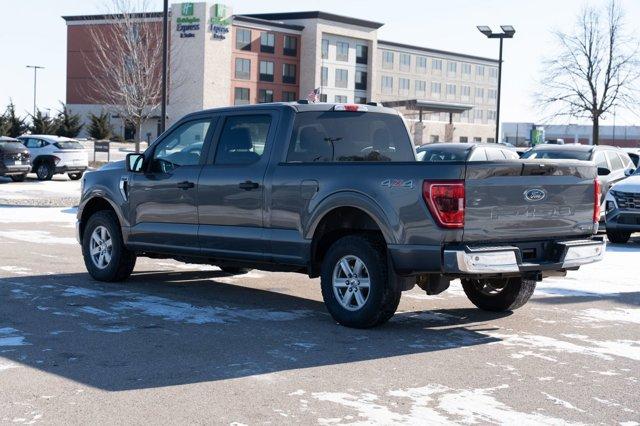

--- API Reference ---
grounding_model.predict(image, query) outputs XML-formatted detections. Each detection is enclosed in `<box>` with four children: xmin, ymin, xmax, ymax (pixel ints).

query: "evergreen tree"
<box><xmin>30</xmin><ymin>109</ymin><xmax>60</xmax><ymax>134</ymax></box>
<box><xmin>88</xmin><ymin>112</ymin><xmax>112</xmax><ymax>140</ymax></box>
<box><xmin>4</xmin><ymin>101</ymin><xmax>28</xmax><ymax>138</ymax></box>
<box><xmin>55</xmin><ymin>103</ymin><xmax>83</xmax><ymax>137</ymax></box>
<box><xmin>0</xmin><ymin>113</ymin><xmax>9</xmax><ymax>136</ymax></box>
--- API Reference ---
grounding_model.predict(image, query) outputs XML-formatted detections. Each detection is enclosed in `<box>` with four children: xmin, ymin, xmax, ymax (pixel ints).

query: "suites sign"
<box><xmin>176</xmin><ymin>2</ymin><xmax>200</xmax><ymax>38</ymax></box>
<box><xmin>210</xmin><ymin>4</ymin><xmax>230</xmax><ymax>40</ymax></box>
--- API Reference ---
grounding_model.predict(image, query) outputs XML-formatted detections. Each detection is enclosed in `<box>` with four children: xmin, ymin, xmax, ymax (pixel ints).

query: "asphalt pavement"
<box><xmin>0</xmin><ymin>206</ymin><xmax>639</xmax><ymax>425</ymax></box>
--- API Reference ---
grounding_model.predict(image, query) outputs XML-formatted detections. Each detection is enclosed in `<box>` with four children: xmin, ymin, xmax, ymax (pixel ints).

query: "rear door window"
<box><xmin>485</xmin><ymin>148</ymin><xmax>504</xmax><ymax>161</ymax></box>
<box><xmin>606</xmin><ymin>151</ymin><xmax>623</xmax><ymax>170</ymax></box>
<box><xmin>593</xmin><ymin>151</ymin><xmax>608</xmax><ymax>169</ymax></box>
<box><xmin>468</xmin><ymin>148</ymin><xmax>487</xmax><ymax>161</ymax></box>
<box><xmin>286</xmin><ymin>111</ymin><xmax>414</xmax><ymax>162</ymax></box>
<box><xmin>215</xmin><ymin>115</ymin><xmax>272</xmax><ymax>165</ymax></box>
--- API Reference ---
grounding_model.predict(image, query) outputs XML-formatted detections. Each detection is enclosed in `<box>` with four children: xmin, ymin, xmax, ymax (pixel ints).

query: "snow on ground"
<box><xmin>0</xmin><ymin>176</ymin><xmax>81</xmax><ymax>200</ymax></box>
<box><xmin>0</xmin><ymin>206</ymin><xmax>77</xmax><ymax>224</ymax></box>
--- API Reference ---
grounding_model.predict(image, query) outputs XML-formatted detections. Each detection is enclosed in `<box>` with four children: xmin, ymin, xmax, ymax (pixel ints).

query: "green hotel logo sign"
<box><xmin>210</xmin><ymin>3</ymin><xmax>230</xmax><ymax>40</ymax></box>
<box><xmin>181</xmin><ymin>3</ymin><xmax>194</xmax><ymax>16</ymax></box>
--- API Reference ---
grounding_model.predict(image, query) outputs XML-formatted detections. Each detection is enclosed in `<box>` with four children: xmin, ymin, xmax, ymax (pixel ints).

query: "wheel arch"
<box><xmin>78</xmin><ymin>196</ymin><xmax>123</xmax><ymax>242</ymax></box>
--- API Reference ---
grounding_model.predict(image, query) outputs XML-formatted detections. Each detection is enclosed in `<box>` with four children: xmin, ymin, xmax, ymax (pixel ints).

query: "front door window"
<box><xmin>150</xmin><ymin>119</ymin><xmax>212</xmax><ymax>173</ymax></box>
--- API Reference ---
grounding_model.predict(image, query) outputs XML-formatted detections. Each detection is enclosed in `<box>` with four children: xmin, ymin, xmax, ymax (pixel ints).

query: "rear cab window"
<box><xmin>286</xmin><ymin>111</ymin><xmax>414</xmax><ymax>163</ymax></box>
<box><xmin>521</xmin><ymin>149</ymin><xmax>592</xmax><ymax>161</ymax></box>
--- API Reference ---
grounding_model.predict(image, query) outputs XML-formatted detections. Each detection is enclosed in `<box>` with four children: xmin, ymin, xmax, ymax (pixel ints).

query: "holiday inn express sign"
<box><xmin>174</xmin><ymin>2</ymin><xmax>230</xmax><ymax>40</ymax></box>
<box><xmin>210</xmin><ymin>3</ymin><xmax>230</xmax><ymax>40</ymax></box>
<box><xmin>176</xmin><ymin>2</ymin><xmax>200</xmax><ymax>38</ymax></box>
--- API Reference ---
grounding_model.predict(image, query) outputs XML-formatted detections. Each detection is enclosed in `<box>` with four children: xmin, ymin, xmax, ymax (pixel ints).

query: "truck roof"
<box><xmin>185</xmin><ymin>102</ymin><xmax>401</xmax><ymax>120</ymax></box>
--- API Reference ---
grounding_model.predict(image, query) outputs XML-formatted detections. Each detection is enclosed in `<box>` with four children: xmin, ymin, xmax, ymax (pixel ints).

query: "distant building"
<box><xmin>502</xmin><ymin>122</ymin><xmax>640</xmax><ymax>148</ymax></box>
<box><xmin>63</xmin><ymin>2</ymin><xmax>499</xmax><ymax>143</ymax></box>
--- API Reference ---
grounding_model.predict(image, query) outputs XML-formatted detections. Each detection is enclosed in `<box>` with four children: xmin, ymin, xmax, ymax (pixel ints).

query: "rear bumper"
<box><xmin>389</xmin><ymin>237</ymin><xmax>605</xmax><ymax>276</ymax></box>
<box><xmin>442</xmin><ymin>238</ymin><xmax>605</xmax><ymax>274</ymax></box>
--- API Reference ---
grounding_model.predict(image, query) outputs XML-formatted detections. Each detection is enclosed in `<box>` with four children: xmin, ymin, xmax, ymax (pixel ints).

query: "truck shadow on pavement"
<box><xmin>0</xmin><ymin>270</ymin><xmax>507</xmax><ymax>391</ymax></box>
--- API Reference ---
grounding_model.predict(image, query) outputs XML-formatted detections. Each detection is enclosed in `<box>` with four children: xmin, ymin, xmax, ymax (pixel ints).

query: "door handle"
<box><xmin>238</xmin><ymin>180</ymin><xmax>260</xmax><ymax>190</ymax></box>
<box><xmin>177</xmin><ymin>181</ymin><xmax>195</xmax><ymax>190</ymax></box>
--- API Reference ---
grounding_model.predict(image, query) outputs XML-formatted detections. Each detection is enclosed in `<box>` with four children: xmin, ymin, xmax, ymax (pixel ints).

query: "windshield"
<box><xmin>416</xmin><ymin>146</ymin><xmax>469</xmax><ymax>162</ymax></box>
<box><xmin>287</xmin><ymin>111</ymin><xmax>414</xmax><ymax>162</ymax></box>
<box><xmin>0</xmin><ymin>141</ymin><xmax>23</xmax><ymax>149</ymax></box>
<box><xmin>521</xmin><ymin>149</ymin><xmax>591</xmax><ymax>161</ymax></box>
<box><xmin>54</xmin><ymin>140</ymin><xmax>84</xmax><ymax>150</ymax></box>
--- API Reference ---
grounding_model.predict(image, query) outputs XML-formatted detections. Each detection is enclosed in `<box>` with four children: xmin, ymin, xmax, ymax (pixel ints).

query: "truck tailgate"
<box><xmin>463</xmin><ymin>160</ymin><xmax>597</xmax><ymax>243</ymax></box>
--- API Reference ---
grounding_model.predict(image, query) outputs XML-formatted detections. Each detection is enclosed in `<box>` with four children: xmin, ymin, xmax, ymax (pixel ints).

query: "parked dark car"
<box><xmin>0</xmin><ymin>136</ymin><xmax>31</xmax><ymax>182</ymax></box>
<box><xmin>416</xmin><ymin>143</ymin><xmax>520</xmax><ymax>162</ymax></box>
<box><xmin>77</xmin><ymin>102</ymin><xmax>604</xmax><ymax>328</ymax></box>
<box><xmin>521</xmin><ymin>144</ymin><xmax>635</xmax><ymax>214</ymax></box>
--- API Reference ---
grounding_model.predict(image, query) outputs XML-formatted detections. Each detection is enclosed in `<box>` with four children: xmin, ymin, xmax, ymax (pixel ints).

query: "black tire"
<box><xmin>82</xmin><ymin>210</ymin><xmax>136</xmax><ymax>282</ymax></box>
<box><xmin>35</xmin><ymin>161</ymin><xmax>54</xmax><ymax>181</ymax></box>
<box><xmin>606</xmin><ymin>230</ymin><xmax>631</xmax><ymax>244</ymax></box>
<box><xmin>10</xmin><ymin>174</ymin><xmax>26</xmax><ymax>182</ymax></box>
<box><xmin>462</xmin><ymin>277</ymin><xmax>536</xmax><ymax>312</ymax></box>
<box><xmin>320</xmin><ymin>234</ymin><xmax>401</xmax><ymax>328</ymax></box>
<box><xmin>220</xmin><ymin>266</ymin><xmax>250</xmax><ymax>275</ymax></box>
<box><xmin>68</xmin><ymin>172</ymin><xmax>83</xmax><ymax>180</ymax></box>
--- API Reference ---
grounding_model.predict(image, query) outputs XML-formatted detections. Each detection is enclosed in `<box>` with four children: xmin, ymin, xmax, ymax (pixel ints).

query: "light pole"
<box><xmin>477</xmin><ymin>25</ymin><xmax>515</xmax><ymax>144</ymax></box>
<box><xmin>160</xmin><ymin>0</ymin><xmax>169</xmax><ymax>134</ymax></box>
<box><xmin>26</xmin><ymin>65</ymin><xmax>45</xmax><ymax>117</ymax></box>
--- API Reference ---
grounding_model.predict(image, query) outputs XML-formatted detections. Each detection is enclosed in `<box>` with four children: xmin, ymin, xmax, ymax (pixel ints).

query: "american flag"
<box><xmin>307</xmin><ymin>88</ymin><xmax>320</xmax><ymax>103</ymax></box>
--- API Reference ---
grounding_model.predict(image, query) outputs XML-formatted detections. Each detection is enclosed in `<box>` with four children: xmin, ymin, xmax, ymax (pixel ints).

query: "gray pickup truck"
<box><xmin>77</xmin><ymin>102</ymin><xmax>605</xmax><ymax>328</ymax></box>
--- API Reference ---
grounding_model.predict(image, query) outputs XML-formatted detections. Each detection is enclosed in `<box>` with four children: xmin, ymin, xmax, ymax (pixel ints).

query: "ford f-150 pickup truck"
<box><xmin>77</xmin><ymin>102</ymin><xmax>605</xmax><ymax>328</ymax></box>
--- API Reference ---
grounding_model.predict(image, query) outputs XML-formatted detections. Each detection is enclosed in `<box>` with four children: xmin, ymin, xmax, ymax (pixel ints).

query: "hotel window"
<box><xmin>319</xmin><ymin>94</ymin><xmax>327</xmax><ymax>102</ymax></box>
<box><xmin>487</xmin><ymin>110</ymin><xmax>496</xmax><ymax>120</ymax></box>
<box><xmin>475</xmin><ymin>109</ymin><xmax>484</xmax><ymax>121</ymax></box>
<box><xmin>461</xmin><ymin>85</ymin><xmax>471</xmax><ymax>98</ymax></box>
<box><xmin>355</xmin><ymin>96</ymin><xmax>367</xmax><ymax>104</ymax></box>
<box><xmin>259</xmin><ymin>61</ymin><xmax>274</xmax><ymax>82</ymax></box>
<box><xmin>355</xmin><ymin>70</ymin><xmax>367</xmax><ymax>90</ymax></box>
<box><xmin>462</xmin><ymin>63</ymin><xmax>471</xmax><ymax>75</ymax></box>
<box><xmin>335</xmin><ymin>95</ymin><xmax>348</xmax><ymax>103</ymax></box>
<box><xmin>430</xmin><ymin>135</ymin><xmax>440</xmax><ymax>143</ymax></box>
<box><xmin>416</xmin><ymin>56</ymin><xmax>427</xmax><ymax>73</ymax></box>
<box><xmin>382</xmin><ymin>51</ymin><xmax>394</xmax><ymax>69</ymax></box>
<box><xmin>431</xmin><ymin>58</ymin><xmax>442</xmax><ymax>71</ymax></box>
<box><xmin>399</xmin><ymin>78</ymin><xmax>410</xmax><ymax>95</ymax></box>
<box><xmin>282</xmin><ymin>91</ymin><xmax>297</xmax><ymax>102</ymax></box>
<box><xmin>488</xmin><ymin>89</ymin><xmax>497</xmax><ymax>102</ymax></box>
<box><xmin>321</xmin><ymin>39</ymin><xmax>329</xmax><ymax>59</ymax></box>
<box><xmin>487</xmin><ymin>137</ymin><xmax>495</xmax><ymax>143</ymax></box>
<box><xmin>476</xmin><ymin>65</ymin><xmax>485</xmax><ymax>77</ymax></box>
<box><xmin>475</xmin><ymin>87</ymin><xmax>484</xmax><ymax>100</ymax></box>
<box><xmin>336</xmin><ymin>41</ymin><xmax>349</xmax><ymax>62</ymax></box>
<box><xmin>335</xmin><ymin>68</ymin><xmax>348</xmax><ymax>88</ymax></box>
<box><xmin>446</xmin><ymin>84</ymin><xmax>456</xmax><ymax>96</ymax></box>
<box><xmin>415</xmin><ymin>80</ymin><xmax>426</xmax><ymax>96</ymax></box>
<box><xmin>236</xmin><ymin>28</ymin><xmax>251</xmax><ymax>51</ymax></box>
<box><xmin>321</xmin><ymin>66</ymin><xmax>328</xmax><ymax>86</ymax></box>
<box><xmin>459</xmin><ymin>136</ymin><xmax>468</xmax><ymax>143</ymax></box>
<box><xmin>381</xmin><ymin>76</ymin><xmax>393</xmax><ymax>94</ymax></box>
<box><xmin>474</xmin><ymin>137</ymin><xmax>482</xmax><ymax>142</ymax></box>
<box><xmin>283</xmin><ymin>35</ymin><xmax>297</xmax><ymax>56</ymax></box>
<box><xmin>234</xmin><ymin>58</ymin><xmax>251</xmax><ymax>80</ymax></box>
<box><xmin>260</xmin><ymin>32</ymin><xmax>275</xmax><ymax>53</ymax></box>
<box><xmin>282</xmin><ymin>63</ymin><xmax>296</xmax><ymax>84</ymax></box>
<box><xmin>356</xmin><ymin>44</ymin><xmax>368</xmax><ymax>64</ymax></box>
<box><xmin>234</xmin><ymin>87</ymin><xmax>250</xmax><ymax>105</ymax></box>
<box><xmin>400</xmin><ymin>53</ymin><xmax>411</xmax><ymax>72</ymax></box>
<box><xmin>431</xmin><ymin>82</ymin><xmax>441</xmax><ymax>95</ymax></box>
<box><xmin>489</xmin><ymin>67</ymin><xmax>498</xmax><ymax>79</ymax></box>
<box><xmin>447</xmin><ymin>61</ymin><xmax>457</xmax><ymax>75</ymax></box>
<box><xmin>259</xmin><ymin>89</ymin><xmax>274</xmax><ymax>103</ymax></box>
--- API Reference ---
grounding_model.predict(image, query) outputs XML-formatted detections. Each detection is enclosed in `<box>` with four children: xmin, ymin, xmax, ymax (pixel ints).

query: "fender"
<box><xmin>303</xmin><ymin>190</ymin><xmax>400</xmax><ymax>244</ymax></box>
<box><xmin>77</xmin><ymin>187</ymin><xmax>130</xmax><ymax>241</ymax></box>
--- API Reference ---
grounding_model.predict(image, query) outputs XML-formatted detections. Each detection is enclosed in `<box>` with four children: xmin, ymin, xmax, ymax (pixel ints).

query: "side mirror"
<box><xmin>597</xmin><ymin>167</ymin><xmax>611</xmax><ymax>176</ymax></box>
<box><xmin>126</xmin><ymin>153</ymin><xmax>144</xmax><ymax>172</ymax></box>
<box><xmin>624</xmin><ymin>168</ymin><xmax>635</xmax><ymax>177</ymax></box>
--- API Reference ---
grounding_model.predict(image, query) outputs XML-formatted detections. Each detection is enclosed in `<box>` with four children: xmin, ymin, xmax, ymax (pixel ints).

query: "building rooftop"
<box><xmin>232</xmin><ymin>15</ymin><xmax>305</xmax><ymax>31</ymax></box>
<box><xmin>377</xmin><ymin>40</ymin><xmax>498</xmax><ymax>63</ymax></box>
<box><xmin>62</xmin><ymin>12</ymin><xmax>163</xmax><ymax>22</ymax></box>
<box><xmin>245</xmin><ymin>11</ymin><xmax>384</xmax><ymax>29</ymax></box>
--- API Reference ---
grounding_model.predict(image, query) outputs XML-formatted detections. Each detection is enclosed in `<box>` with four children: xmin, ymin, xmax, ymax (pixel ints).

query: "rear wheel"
<box><xmin>10</xmin><ymin>174</ymin><xmax>26</xmax><ymax>182</ymax></box>
<box><xmin>606</xmin><ymin>230</ymin><xmax>631</xmax><ymax>244</ymax></box>
<box><xmin>35</xmin><ymin>161</ymin><xmax>53</xmax><ymax>181</ymax></box>
<box><xmin>462</xmin><ymin>277</ymin><xmax>535</xmax><ymax>312</ymax></box>
<box><xmin>68</xmin><ymin>172</ymin><xmax>83</xmax><ymax>180</ymax></box>
<box><xmin>82</xmin><ymin>211</ymin><xmax>136</xmax><ymax>282</ymax></box>
<box><xmin>320</xmin><ymin>235</ymin><xmax>401</xmax><ymax>328</ymax></box>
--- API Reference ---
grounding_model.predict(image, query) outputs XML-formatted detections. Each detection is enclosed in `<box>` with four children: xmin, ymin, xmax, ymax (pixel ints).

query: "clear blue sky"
<box><xmin>1</xmin><ymin>0</ymin><xmax>638</xmax><ymax>125</ymax></box>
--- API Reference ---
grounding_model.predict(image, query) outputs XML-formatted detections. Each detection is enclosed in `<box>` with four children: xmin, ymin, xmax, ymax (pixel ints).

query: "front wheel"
<box><xmin>320</xmin><ymin>235</ymin><xmax>401</xmax><ymax>328</ymax></box>
<box><xmin>82</xmin><ymin>211</ymin><xmax>136</xmax><ymax>282</ymax></box>
<box><xmin>35</xmin><ymin>162</ymin><xmax>53</xmax><ymax>181</ymax></box>
<box><xmin>461</xmin><ymin>277</ymin><xmax>536</xmax><ymax>312</ymax></box>
<box><xmin>606</xmin><ymin>230</ymin><xmax>631</xmax><ymax>244</ymax></box>
<box><xmin>68</xmin><ymin>172</ymin><xmax>83</xmax><ymax>180</ymax></box>
<box><xmin>10</xmin><ymin>174</ymin><xmax>26</xmax><ymax>182</ymax></box>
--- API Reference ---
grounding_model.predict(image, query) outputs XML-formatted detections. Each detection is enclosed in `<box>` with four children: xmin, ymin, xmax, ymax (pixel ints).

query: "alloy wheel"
<box><xmin>332</xmin><ymin>255</ymin><xmax>370</xmax><ymax>311</ymax></box>
<box><xmin>89</xmin><ymin>225</ymin><xmax>113</xmax><ymax>269</ymax></box>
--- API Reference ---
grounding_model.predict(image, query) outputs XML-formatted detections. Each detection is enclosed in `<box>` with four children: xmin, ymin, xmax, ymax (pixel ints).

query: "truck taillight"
<box><xmin>593</xmin><ymin>178</ymin><xmax>601</xmax><ymax>223</ymax></box>
<box><xmin>423</xmin><ymin>180</ymin><xmax>465</xmax><ymax>229</ymax></box>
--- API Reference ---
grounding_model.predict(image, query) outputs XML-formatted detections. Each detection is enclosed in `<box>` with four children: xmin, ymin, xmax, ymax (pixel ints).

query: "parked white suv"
<box><xmin>605</xmin><ymin>167</ymin><xmax>640</xmax><ymax>243</ymax></box>
<box><xmin>18</xmin><ymin>135</ymin><xmax>89</xmax><ymax>180</ymax></box>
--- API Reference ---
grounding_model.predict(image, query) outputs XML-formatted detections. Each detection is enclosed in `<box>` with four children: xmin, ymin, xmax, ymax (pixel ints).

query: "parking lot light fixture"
<box><xmin>476</xmin><ymin>25</ymin><xmax>515</xmax><ymax>144</ymax></box>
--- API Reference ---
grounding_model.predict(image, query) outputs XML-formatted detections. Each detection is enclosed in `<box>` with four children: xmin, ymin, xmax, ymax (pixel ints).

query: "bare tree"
<box><xmin>84</xmin><ymin>0</ymin><xmax>163</xmax><ymax>152</ymax></box>
<box><xmin>538</xmin><ymin>0</ymin><xmax>639</xmax><ymax>145</ymax></box>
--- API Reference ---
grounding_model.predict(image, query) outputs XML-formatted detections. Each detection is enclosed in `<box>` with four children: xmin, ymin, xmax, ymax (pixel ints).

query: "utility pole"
<box><xmin>160</xmin><ymin>0</ymin><xmax>169</xmax><ymax>134</ymax></box>
<box><xmin>477</xmin><ymin>26</ymin><xmax>515</xmax><ymax>143</ymax></box>
<box><xmin>26</xmin><ymin>65</ymin><xmax>45</xmax><ymax>117</ymax></box>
